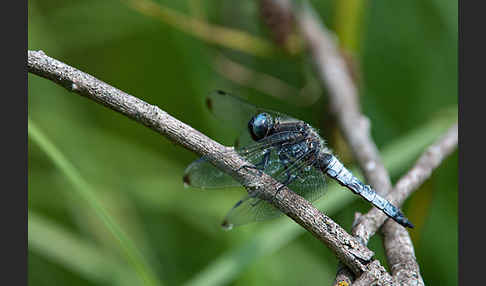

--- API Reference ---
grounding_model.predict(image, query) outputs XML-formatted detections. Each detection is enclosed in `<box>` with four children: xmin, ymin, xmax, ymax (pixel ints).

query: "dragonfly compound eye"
<box><xmin>249</xmin><ymin>113</ymin><xmax>273</xmax><ymax>141</ymax></box>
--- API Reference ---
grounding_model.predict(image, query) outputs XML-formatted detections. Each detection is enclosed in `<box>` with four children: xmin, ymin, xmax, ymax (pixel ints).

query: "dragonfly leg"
<box><xmin>275</xmin><ymin>149</ymin><xmax>319</xmax><ymax>198</ymax></box>
<box><xmin>275</xmin><ymin>172</ymin><xmax>298</xmax><ymax>197</ymax></box>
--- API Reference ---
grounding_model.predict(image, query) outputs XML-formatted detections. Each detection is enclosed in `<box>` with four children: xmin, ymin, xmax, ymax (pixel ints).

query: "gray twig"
<box><xmin>29</xmin><ymin>50</ymin><xmax>386</xmax><ymax>277</ymax></box>
<box><xmin>381</xmin><ymin>220</ymin><xmax>425</xmax><ymax>286</ymax></box>
<box><xmin>352</xmin><ymin>260</ymin><xmax>395</xmax><ymax>286</ymax></box>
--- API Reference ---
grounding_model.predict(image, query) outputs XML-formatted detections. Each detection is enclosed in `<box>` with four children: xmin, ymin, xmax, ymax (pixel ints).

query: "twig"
<box><xmin>381</xmin><ymin>220</ymin><xmax>425</xmax><ymax>286</ymax></box>
<box><xmin>353</xmin><ymin>222</ymin><xmax>426</xmax><ymax>286</ymax></box>
<box><xmin>28</xmin><ymin>50</ymin><xmax>388</xmax><ymax>277</ymax></box>
<box><xmin>352</xmin><ymin>260</ymin><xmax>395</xmax><ymax>286</ymax></box>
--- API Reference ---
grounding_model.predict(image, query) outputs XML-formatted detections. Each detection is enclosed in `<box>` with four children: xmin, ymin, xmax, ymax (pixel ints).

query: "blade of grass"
<box><xmin>28</xmin><ymin>118</ymin><xmax>162</xmax><ymax>286</ymax></box>
<box><xmin>28</xmin><ymin>212</ymin><xmax>140</xmax><ymax>285</ymax></box>
<box><xmin>183</xmin><ymin>107</ymin><xmax>457</xmax><ymax>286</ymax></box>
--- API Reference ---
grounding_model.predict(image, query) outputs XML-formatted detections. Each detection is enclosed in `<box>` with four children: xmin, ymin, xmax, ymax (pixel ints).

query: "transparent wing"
<box><xmin>221</xmin><ymin>195</ymin><xmax>281</xmax><ymax>230</ymax></box>
<box><xmin>206</xmin><ymin>90</ymin><xmax>261</xmax><ymax>133</ymax></box>
<box><xmin>222</xmin><ymin>149</ymin><xmax>328</xmax><ymax>229</ymax></box>
<box><xmin>183</xmin><ymin>158</ymin><xmax>240</xmax><ymax>189</ymax></box>
<box><xmin>183</xmin><ymin>130</ymin><xmax>302</xmax><ymax>188</ymax></box>
<box><xmin>207</xmin><ymin>90</ymin><xmax>297</xmax><ymax>136</ymax></box>
<box><xmin>284</xmin><ymin>161</ymin><xmax>328</xmax><ymax>203</ymax></box>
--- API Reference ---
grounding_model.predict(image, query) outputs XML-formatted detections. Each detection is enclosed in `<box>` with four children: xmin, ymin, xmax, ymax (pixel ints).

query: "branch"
<box><xmin>28</xmin><ymin>50</ymin><xmax>383</xmax><ymax>277</ymax></box>
<box><xmin>353</xmin><ymin>221</ymin><xmax>426</xmax><ymax>286</ymax></box>
<box><xmin>381</xmin><ymin>221</ymin><xmax>425</xmax><ymax>286</ymax></box>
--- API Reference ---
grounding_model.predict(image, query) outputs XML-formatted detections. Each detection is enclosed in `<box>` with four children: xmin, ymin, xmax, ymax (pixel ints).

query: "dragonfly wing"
<box><xmin>207</xmin><ymin>90</ymin><xmax>262</xmax><ymax>133</ymax></box>
<box><xmin>183</xmin><ymin>157</ymin><xmax>241</xmax><ymax>188</ymax></box>
<box><xmin>273</xmin><ymin>154</ymin><xmax>328</xmax><ymax>203</ymax></box>
<box><xmin>222</xmin><ymin>148</ymin><xmax>328</xmax><ymax>228</ymax></box>
<box><xmin>221</xmin><ymin>195</ymin><xmax>281</xmax><ymax>230</ymax></box>
<box><xmin>207</xmin><ymin>90</ymin><xmax>298</xmax><ymax>136</ymax></box>
<box><xmin>184</xmin><ymin>129</ymin><xmax>301</xmax><ymax>189</ymax></box>
<box><xmin>286</xmin><ymin>167</ymin><xmax>327</xmax><ymax>203</ymax></box>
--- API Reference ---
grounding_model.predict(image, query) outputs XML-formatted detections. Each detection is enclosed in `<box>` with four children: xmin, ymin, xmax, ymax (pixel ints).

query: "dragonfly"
<box><xmin>183</xmin><ymin>90</ymin><xmax>414</xmax><ymax>230</ymax></box>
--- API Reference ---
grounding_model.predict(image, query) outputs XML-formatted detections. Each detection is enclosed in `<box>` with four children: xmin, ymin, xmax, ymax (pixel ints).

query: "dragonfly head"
<box><xmin>248</xmin><ymin>113</ymin><xmax>274</xmax><ymax>141</ymax></box>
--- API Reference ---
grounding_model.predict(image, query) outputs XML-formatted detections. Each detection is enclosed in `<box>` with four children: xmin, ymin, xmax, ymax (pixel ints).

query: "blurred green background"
<box><xmin>28</xmin><ymin>0</ymin><xmax>458</xmax><ymax>285</ymax></box>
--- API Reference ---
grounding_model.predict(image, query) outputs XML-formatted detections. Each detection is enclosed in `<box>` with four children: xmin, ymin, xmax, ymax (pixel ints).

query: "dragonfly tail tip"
<box><xmin>405</xmin><ymin>221</ymin><xmax>415</xmax><ymax>229</ymax></box>
<box><xmin>399</xmin><ymin>218</ymin><xmax>414</xmax><ymax>228</ymax></box>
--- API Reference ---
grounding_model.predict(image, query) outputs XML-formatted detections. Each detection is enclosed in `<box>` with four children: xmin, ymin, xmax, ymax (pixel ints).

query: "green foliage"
<box><xmin>28</xmin><ymin>0</ymin><xmax>457</xmax><ymax>285</ymax></box>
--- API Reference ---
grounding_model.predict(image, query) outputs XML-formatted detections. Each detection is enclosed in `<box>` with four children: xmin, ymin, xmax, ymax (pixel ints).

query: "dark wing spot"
<box><xmin>183</xmin><ymin>174</ymin><xmax>191</xmax><ymax>185</ymax></box>
<box><xmin>221</xmin><ymin>219</ymin><xmax>232</xmax><ymax>230</ymax></box>
<box><xmin>206</xmin><ymin>97</ymin><xmax>213</xmax><ymax>111</ymax></box>
<box><xmin>216</xmin><ymin>89</ymin><xmax>226</xmax><ymax>95</ymax></box>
